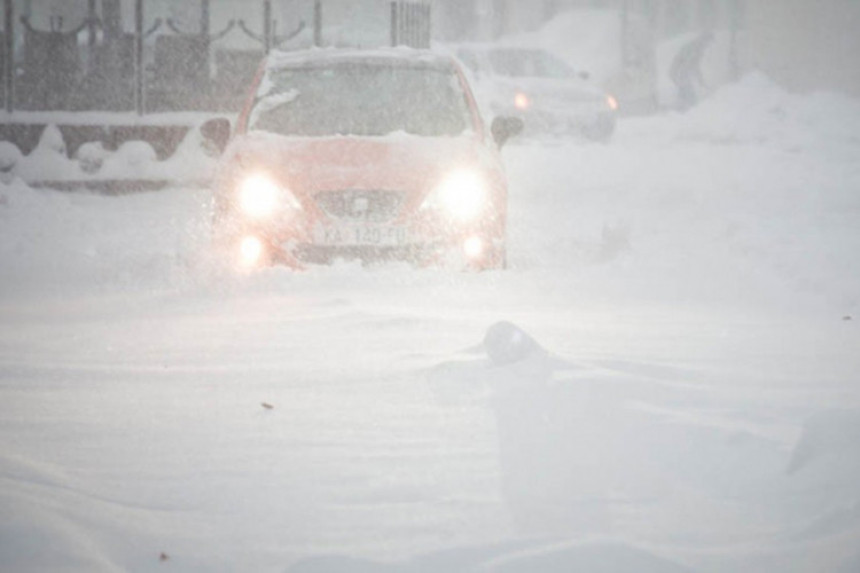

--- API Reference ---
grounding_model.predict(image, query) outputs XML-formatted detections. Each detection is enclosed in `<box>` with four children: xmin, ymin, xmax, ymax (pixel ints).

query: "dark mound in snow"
<box><xmin>483</xmin><ymin>321</ymin><xmax>543</xmax><ymax>366</ymax></box>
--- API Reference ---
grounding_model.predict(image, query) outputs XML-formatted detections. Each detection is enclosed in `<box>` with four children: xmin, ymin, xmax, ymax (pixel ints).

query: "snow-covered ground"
<box><xmin>2</xmin><ymin>75</ymin><xmax>859</xmax><ymax>572</ymax></box>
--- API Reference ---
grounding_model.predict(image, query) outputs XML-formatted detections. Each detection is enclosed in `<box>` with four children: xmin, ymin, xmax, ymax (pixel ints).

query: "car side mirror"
<box><xmin>491</xmin><ymin>116</ymin><xmax>524</xmax><ymax>149</ymax></box>
<box><xmin>200</xmin><ymin>118</ymin><xmax>232</xmax><ymax>155</ymax></box>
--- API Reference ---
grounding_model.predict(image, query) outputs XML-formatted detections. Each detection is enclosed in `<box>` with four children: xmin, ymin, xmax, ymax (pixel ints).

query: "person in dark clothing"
<box><xmin>670</xmin><ymin>32</ymin><xmax>713</xmax><ymax>111</ymax></box>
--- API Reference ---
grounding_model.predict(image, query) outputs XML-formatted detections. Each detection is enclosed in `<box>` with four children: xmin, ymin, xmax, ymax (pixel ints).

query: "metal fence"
<box><xmin>0</xmin><ymin>0</ymin><xmax>432</xmax><ymax>116</ymax></box>
<box><xmin>391</xmin><ymin>1</ymin><xmax>431</xmax><ymax>50</ymax></box>
<box><xmin>0</xmin><ymin>0</ymin><xmax>325</xmax><ymax>115</ymax></box>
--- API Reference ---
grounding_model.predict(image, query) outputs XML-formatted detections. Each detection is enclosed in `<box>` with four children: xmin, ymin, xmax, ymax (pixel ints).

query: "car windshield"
<box><xmin>250</xmin><ymin>62</ymin><xmax>472</xmax><ymax>137</ymax></box>
<box><xmin>487</xmin><ymin>49</ymin><xmax>576</xmax><ymax>78</ymax></box>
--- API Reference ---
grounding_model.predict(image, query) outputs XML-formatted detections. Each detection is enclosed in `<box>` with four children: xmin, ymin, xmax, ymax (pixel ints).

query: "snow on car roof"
<box><xmin>265</xmin><ymin>47</ymin><xmax>457</xmax><ymax>72</ymax></box>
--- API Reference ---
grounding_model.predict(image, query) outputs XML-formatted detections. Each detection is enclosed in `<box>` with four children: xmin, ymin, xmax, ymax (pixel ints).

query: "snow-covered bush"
<box><xmin>14</xmin><ymin>125</ymin><xmax>81</xmax><ymax>182</ymax></box>
<box><xmin>99</xmin><ymin>140</ymin><xmax>158</xmax><ymax>179</ymax></box>
<box><xmin>0</xmin><ymin>141</ymin><xmax>23</xmax><ymax>175</ymax></box>
<box><xmin>75</xmin><ymin>141</ymin><xmax>110</xmax><ymax>174</ymax></box>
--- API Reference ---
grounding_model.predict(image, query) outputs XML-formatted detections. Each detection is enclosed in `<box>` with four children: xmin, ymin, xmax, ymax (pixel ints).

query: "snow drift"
<box><xmin>1</xmin><ymin>74</ymin><xmax>860</xmax><ymax>572</ymax></box>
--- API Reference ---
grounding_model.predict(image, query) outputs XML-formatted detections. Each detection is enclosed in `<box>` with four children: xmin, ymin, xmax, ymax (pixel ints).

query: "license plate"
<box><xmin>317</xmin><ymin>225</ymin><xmax>410</xmax><ymax>246</ymax></box>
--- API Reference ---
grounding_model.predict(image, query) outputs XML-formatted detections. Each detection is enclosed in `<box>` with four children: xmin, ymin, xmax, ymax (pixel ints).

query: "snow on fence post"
<box><xmin>264</xmin><ymin>0</ymin><xmax>272</xmax><ymax>53</ymax></box>
<box><xmin>134</xmin><ymin>0</ymin><xmax>144</xmax><ymax>115</ymax></box>
<box><xmin>620</xmin><ymin>0</ymin><xmax>629</xmax><ymax>68</ymax></box>
<box><xmin>390</xmin><ymin>2</ymin><xmax>396</xmax><ymax>47</ymax></box>
<box><xmin>313</xmin><ymin>0</ymin><xmax>322</xmax><ymax>48</ymax></box>
<box><xmin>3</xmin><ymin>0</ymin><xmax>13</xmax><ymax>113</ymax></box>
<box><xmin>201</xmin><ymin>0</ymin><xmax>210</xmax><ymax>57</ymax></box>
<box><xmin>729</xmin><ymin>0</ymin><xmax>741</xmax><ymax>81</ymax></box>
<box><xmin>86</xmin><ymin>0</ymin><xmax>98</xmax><ymax>71</ymax></box>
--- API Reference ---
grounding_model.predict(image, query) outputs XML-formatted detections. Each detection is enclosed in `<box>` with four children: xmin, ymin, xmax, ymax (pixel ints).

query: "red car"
<box><xmin>202</xmin><ymin>48</ymin><xmax>522</xmax><ymax>270</ymax></box>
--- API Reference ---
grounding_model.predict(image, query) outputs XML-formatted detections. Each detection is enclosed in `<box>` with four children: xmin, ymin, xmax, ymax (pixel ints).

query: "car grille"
<box><xmin>313</xmin><ymin>190</ymin><xmax>406</xmax><ymax>223</ymax></box>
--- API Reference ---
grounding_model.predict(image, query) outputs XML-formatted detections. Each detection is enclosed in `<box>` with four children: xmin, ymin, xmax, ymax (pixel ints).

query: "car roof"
<box><xmin>266</xmin><ymin>47</ymin><xmax>458</xmax><ymax>72</ymax></box>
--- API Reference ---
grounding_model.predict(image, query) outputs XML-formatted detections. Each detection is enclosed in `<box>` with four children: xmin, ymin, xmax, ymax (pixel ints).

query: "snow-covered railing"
<box><xmin>1</xmin><ymin>0</ymin><xmax>426</xmax><ymax>116</ymax></box>
<box><xmin>0</xmin><ymin>0</ymin><xmax>312</xmax><ymax>116</ymax></box>
<box><xmin>0</xmin><ymin>114</ymin><xmax>225</xmax><ymax>193</ymax></box>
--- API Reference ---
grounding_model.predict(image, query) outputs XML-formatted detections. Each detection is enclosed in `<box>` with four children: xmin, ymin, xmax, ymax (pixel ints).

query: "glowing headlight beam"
<box><xmin>606</xmin><ymin>94</ymin><xmax>619</xmax><ymax>111</ymax></box>
<box><xmin>239</xmin><ymin>174</ymin><xmax>283</xmax><ymax>218</ymax></box>
<box><xmin>514</xmin><ymin>92</ymin><xmax>531</xmax><ymax>111</ymax></box>
<box><xmin>431</xmin><ymin>169</ymin><xmax>488</xmax><ymax>222</ymax></box>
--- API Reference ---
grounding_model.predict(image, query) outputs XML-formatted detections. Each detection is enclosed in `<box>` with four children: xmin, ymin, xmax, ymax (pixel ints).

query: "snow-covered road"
<box><xmin>2</xmin><ymin>76</ymin><xmax>860</xmax><ymax>572</ymax></box>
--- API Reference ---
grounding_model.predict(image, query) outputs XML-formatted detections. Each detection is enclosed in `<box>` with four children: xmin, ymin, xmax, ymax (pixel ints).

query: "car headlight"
<box><xmin>606</xmin><ymin>94</ymin><xmax>619</xmax><ymax>111</ymax></box>
<box><xmin>423</xmin><ymin>169</ymin><xmax>488</xmax><ymax>222</ymax></box>
<box><xmin>514</xmin><ymin>92</ymin><xmax>531</xmax><ymax>111</ymax></box>
<box><xmin>238</xmin><ymin>174</ymin><xmax>300</xmax><ymax>218</ymax></box>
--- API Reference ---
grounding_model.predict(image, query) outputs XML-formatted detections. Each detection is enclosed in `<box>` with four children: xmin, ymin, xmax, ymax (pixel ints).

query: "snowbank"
<box><xmin>0</xmin><ymin>177</ymin><xmax>212</xmax><ymax>299</ymax></box>
<box><xmin>671</xmin><ymin>72</ymin><xmax>860</xmax><ymax>150</ymax></box>
<box><xmin>1</xmin><ymin>72</ymin><xmax>859</xmax><ymax>572</ymax></box>
<box><xmin>1</xmin><ymin>125</ymin><xmax>219</xmax><ymax>186</ymax></box>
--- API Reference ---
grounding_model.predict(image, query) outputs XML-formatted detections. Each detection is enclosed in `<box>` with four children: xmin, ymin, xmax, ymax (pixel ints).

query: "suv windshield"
<box><xmin>250</xmin><ymin>62</ymin><xmax>472</xmax><ymax>137</ymax></box>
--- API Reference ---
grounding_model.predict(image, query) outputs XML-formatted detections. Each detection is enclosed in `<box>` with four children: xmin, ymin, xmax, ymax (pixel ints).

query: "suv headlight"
<box><xmin>423</xmin><ymin>169</ymin><xmax>488</xmax><ymax>222</ymax></box>
<box><xmin>238</xmin><ymin>174</ymin><xmax>300</xmax><ymax>218</ymax></box>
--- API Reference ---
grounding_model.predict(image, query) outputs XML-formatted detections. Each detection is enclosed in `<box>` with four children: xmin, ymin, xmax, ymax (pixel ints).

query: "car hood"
<box><xmin>228</xmin><ymin>130</ymin><xmax>496</xmax><ymax>200</ymax></box>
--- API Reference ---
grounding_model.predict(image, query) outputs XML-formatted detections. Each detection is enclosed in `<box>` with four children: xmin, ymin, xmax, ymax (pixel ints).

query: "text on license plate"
<box><xmin>320</xmin><ymin>226</ymin><xmax>409</xmax><ymax>246</ymax></box>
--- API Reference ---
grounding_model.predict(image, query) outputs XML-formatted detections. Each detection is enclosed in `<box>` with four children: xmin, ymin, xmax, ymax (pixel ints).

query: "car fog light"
<box><xmin>239</xmin><ymin>236</ymin><xmax>265</xmax><ymax>266</ymax></box>
<box><xmin>463</xmin><ymin>236</ymin><xmax>484</xmax><ymax>259</ymax></box>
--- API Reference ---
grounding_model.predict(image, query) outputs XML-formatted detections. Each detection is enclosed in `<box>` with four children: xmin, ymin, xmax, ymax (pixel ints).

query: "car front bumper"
<box><xmin>217</xmin><ymin>216</ymin><xmax>505</xmax><ymax>270</ymax></box>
